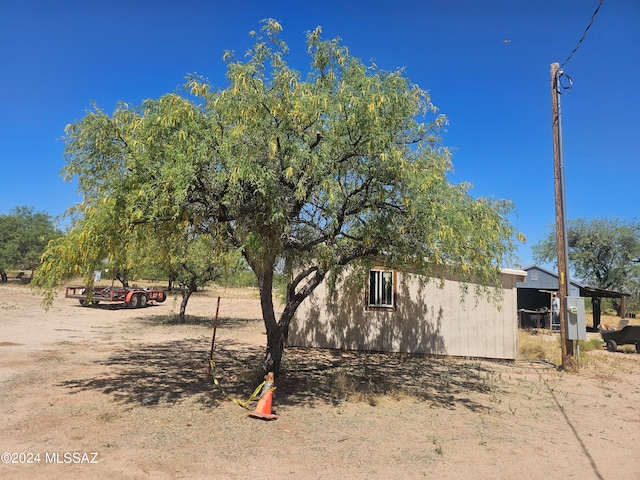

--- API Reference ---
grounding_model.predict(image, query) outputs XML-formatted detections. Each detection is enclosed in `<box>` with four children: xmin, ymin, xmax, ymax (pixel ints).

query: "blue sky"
<box><xmin>1</xmin><ymin>0</ymin><xmax>638</xmax><ymax>267</ymax></box>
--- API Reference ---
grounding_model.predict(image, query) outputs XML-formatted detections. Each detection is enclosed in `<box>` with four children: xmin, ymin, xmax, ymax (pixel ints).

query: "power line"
<box><xmin>560</xmin><ymin>0</ymin><xmax>604</xmax><ymax>68</ymax></box>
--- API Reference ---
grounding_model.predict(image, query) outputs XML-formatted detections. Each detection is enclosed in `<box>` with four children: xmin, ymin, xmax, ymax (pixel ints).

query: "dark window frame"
<box><xmin>366</xmin><ymin>268</ymin><xmax>397</xmax><ymax>311</ymax></box>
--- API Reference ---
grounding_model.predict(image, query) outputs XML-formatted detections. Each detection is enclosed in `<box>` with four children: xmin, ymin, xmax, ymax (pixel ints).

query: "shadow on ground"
<box><xmin>58</xmin><ymin>337</ymin><xmax>229</xmax><ymax>407</ymax></box>
<box><xmin>72</xmin><ymin>302</ymin><xmax>166</xmax><ymax>311</ymax></box>
<box><xmin>136</xmin><ymin>314</ymin><xmax>260</xmax><ymax>328</ymax></box>
<box><xmin>58</xmin><ymin>318</ymin><xmax>504</xmax><ymax>412</ymax></box>
<box><xmin>279</xmin><ymin>347</ymin><xmax>502</xmax><ymax>411</ymax></box>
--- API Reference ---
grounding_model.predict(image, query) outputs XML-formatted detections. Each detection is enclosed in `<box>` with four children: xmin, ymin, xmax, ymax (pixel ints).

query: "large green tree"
<box><xmin>0</xmin><ymin>206</ymin><xmax>61</xmax><ymax>282</ymax></box>
<box><xmin>143</xmin><ymin>224</ymin><xmax>244</xmax><ymax>320</ymax></box>
<box><xmin>35</xmin><ymin>20</ymin><xmax>520</xmax><ymax>375</ymax></box>
<box><xmin>533</xmin><ymin>217</ymin><xmax>640</xmax><ymax>314</ymax></box>
<box><xmin>34</xmin><ymin>190</ymin><xmax>142</xmax><ymax>301</ymax></box>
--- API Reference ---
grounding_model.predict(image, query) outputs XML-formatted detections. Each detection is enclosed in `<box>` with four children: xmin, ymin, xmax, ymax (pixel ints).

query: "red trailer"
<box><xmin>65</xmin><ymin>285</ymin><xmax>167</xmax><ymax>308</ymax></box>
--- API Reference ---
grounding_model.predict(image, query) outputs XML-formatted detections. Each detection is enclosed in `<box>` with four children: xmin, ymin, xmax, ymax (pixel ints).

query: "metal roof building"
<box><xmin>516</xmin><ymin>265</ymin><xmax>630</xmax><ymax>329</ymax></box>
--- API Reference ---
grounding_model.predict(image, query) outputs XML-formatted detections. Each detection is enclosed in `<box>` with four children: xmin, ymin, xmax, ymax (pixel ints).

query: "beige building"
<box><xmin>289</xmin><ymin>267</ymin><xmax>527</xmax><ymax>360</ymax></box>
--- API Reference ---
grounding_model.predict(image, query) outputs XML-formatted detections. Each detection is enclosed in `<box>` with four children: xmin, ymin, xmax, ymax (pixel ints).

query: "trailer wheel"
<box><xmin>635</xmin><ymin>343</ymin><xmax>640</xmax><ymax>354</ymax></box>
<box><xmin>129</xmin><ymin>294</ymin><xmax>140</xmax><ymax>309</ymax></box>
<box><xmin>156</xmin><ymin>291</ymin><xmax>166</xmax><ymax>303</ymax></box>
<box><xmin>139</xmin><ymin>294</ymin><xmax>148</xmax><ymax>308</ymax></box>
<box><xmin>606</xmin><ymin>339</ymin><xmax>617</xmax><ymax>353</ymax></box>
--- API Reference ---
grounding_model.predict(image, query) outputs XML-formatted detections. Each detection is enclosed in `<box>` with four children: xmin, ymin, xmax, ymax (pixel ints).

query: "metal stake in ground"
<box><xmin>207</xmin><ymin>296</ymin><xmax>221</xmax><ymax>377</ymax></box>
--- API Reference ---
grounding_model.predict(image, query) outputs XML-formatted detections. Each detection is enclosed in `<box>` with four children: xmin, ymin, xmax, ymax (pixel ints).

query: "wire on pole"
<box><xmin>555</xmin><ymin>70</ymin><xmax>573</xmax><ymax>96</ymax></box>
<box><xmin>560</xmin><ymin>0</ymin><xmax>604</xmax><ymax>68</ymax></box>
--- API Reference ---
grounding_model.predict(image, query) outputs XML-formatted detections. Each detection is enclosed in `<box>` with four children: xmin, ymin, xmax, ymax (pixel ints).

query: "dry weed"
<box><xmin>518</xmin><ymin>330</ymin><xmax>561</xmax><ymax>365</ymax></box>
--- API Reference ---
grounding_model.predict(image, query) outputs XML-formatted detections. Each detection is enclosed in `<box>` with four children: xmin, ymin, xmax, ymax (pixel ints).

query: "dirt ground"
<box><xmin>1</xmin><ymin>282</ymin><xmax>639</xmax><ymax>480</ymax></box>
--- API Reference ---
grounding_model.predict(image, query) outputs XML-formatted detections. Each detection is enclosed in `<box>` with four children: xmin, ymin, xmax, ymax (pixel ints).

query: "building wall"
<box><xmin>517</xmin><ymin>266</ymin><xmax>581</xmax><ymax>297</ymax></box>
<box><xmin>289</xmin><ymin>270</ymin><xmax>525</xmax><ymax>360</ymax></box>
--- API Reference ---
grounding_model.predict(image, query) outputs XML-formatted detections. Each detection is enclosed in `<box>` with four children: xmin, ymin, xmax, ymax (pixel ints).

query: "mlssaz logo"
<box><xmin>45</xmin><ymin>452</ymin><xmax>98</xmax><ymax>464</ymax></box>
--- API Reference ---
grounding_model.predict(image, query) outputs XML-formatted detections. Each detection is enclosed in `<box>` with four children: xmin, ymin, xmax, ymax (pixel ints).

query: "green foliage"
<box><xmin>626</xmin><ymin>279</ymin><xmax>640</xmax><ymax>313</ymax></box>
<box><xmin>35</xmin><ymin>20</ymin><xmax>521</xmax><ymax>372</ymax></box>
<box><xmin>157</xmin><ymin>227</ymin><xmax>244</xmax><ymax>319</ymax></box>
<box><xmin>145</xmin><ymin>224</ymin><xmax>242</xmax><ymax>289</ymax></box>
<box><xmin>0</xmin><ymin>206</ymin><xmax>62</xmax><ymax>280</ymax></box>
<box><xmin>217</xmin><ymin>267</ymin><xmax>258</xmax><ymax>288</ymax></box>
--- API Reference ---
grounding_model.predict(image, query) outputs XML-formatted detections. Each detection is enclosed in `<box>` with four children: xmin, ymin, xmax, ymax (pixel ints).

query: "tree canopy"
<box><xmin>34</xmin><ymin>20</ymin><xmax>521</xmax><ymax>375</ymax></box>
<box><xmin>0</xmin><ymin>206</ymin><xmax>62</xmax><ymax>282</ymax></box>
<box><xmin>149</xmin><ymin>226</ymin><xmax>244</xmax><ymax>321</ymax></box>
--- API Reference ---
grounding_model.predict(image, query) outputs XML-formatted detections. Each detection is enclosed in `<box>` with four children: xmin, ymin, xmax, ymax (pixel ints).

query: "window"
<box><xmin>368</xmin><ymin>269</ymin><xmax>394</xmax><ymax>308</ymax></box>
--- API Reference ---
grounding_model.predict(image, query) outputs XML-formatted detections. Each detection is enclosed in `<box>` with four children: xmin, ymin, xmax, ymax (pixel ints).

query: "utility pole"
<box><xmin>550</xmin><ymin>62</ymin><xmax>574</xmax><ymax>368</ymax></box>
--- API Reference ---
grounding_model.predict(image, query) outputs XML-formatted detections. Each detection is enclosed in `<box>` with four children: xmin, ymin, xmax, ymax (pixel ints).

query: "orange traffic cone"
<box><xmin>248</xmin><ymin>372</ymin><xmax>278</xmax><ymax>421</ymax></box>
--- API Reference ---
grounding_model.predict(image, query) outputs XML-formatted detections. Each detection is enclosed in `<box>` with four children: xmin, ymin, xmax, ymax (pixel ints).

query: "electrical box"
<box><xmin>565</xmin><ymin>296</ymin><xmax>586</xmax><ymax>340</ymax></box>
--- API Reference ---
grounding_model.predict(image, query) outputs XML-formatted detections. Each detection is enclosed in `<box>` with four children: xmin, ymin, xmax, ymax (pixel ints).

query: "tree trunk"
<box><xmin>255</xmin><ymin>266</ymin><xmax>285</xmax><ymax>376</ymax></box>
<box><xmin>253</xmin><ymin>262</ymin><xmax>329</xmax><ymax>377</ymax></box>
<box><xmin>248</xmin><ymin>251</ymin><xmax>329</xmax><ymax>377</ymax></box>
<box><xmin>116</xmin><ymin>270</ymin><xmax>129</xmax><ymax>288</ymax></box>
<box><xmin>179</xmin><ymin>291</ymin><xmax>191</xmax><ymax>321</ymax></box>
<box><xmin>612</xmin><ymin>298</ymin><xmax>621</xmax><ymax>317</ymax></box>
<box><xmin>179</xmin><ymin>280</ymin><xmax>196</xmax><ymax>322</ymax></box>
<box><xmin>265</xmin><ymin>323</ymin><xmax>285</xmax><ymax>377</ymax></box>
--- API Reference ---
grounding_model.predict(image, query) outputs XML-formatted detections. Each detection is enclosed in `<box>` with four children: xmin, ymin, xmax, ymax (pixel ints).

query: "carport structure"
<box><xmin>517</xmin><ymin>265</ymin><xmax>630</xmax><ymax>330</ymax></box>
